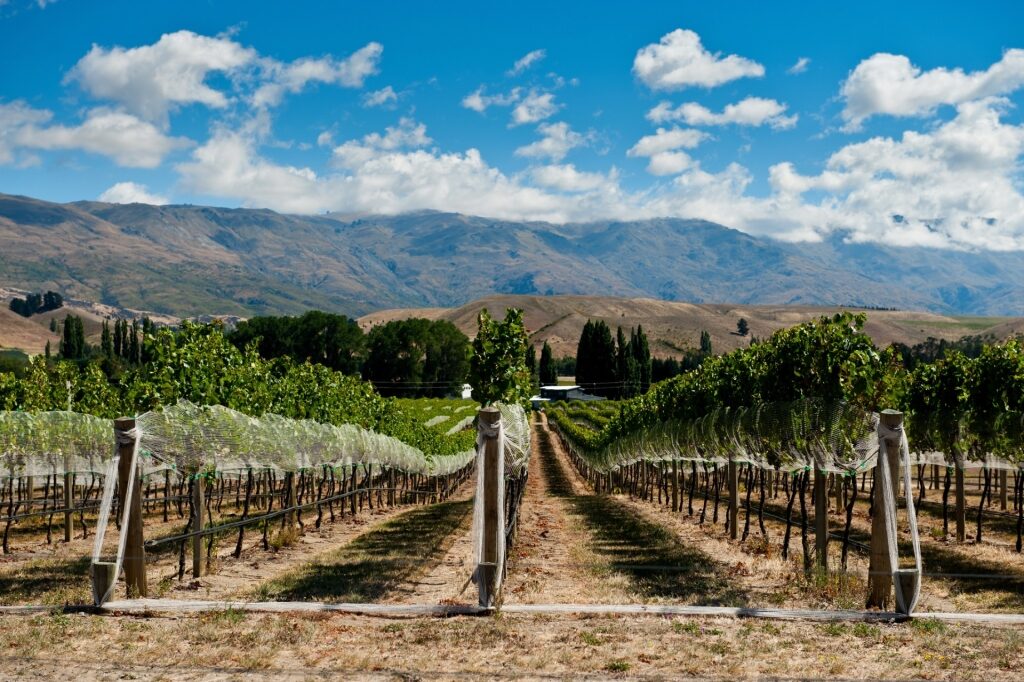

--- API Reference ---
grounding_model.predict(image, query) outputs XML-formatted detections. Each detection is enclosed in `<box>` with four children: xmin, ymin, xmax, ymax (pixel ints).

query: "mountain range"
<box><xmin>1</xmin><ymin>192</ymin><xmax>1022</xmax><ymax>318</ymax></box>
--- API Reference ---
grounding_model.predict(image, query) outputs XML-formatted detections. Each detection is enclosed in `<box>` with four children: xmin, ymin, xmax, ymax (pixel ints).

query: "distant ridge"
<box><xmin>357</xmin><ymin>294</ymin><xmax>1023</xmax><ymax>359</ymax></box>
<box><xmin>1</xmin><ymin>192</ymin><xmax>1022</xmax><ymax>319</ymax></box>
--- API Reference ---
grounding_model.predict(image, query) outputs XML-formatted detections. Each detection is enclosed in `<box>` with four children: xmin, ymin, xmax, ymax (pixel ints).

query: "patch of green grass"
<box><xmin>822</xmin><ymin>622</ymin><xmax>849</xmax><ymax>636</ymax></box>
<box><xmin>852</xmin><ymin>622</ymin><xmax>881</xmax><ymax>638</ymax></box>
<box><xmin>201</xmin><ymin>608</ymin><xmax>247</xmax><ymax>625</ymax></box>
<box><xmin>604</xmin><ymin>659</ymin><xmax>631</xmax><ymax>672</ymax></box>
<box><xmin>910</xmin><ymin>618</ymin><xmax>947</xmax><ymax>635</ymax></box>
<box><xmin>673</xmin><ymin>620</ymin><xmax>701</xmax><ymax>635</ymax></box>
<box><xmin>579</xmin><ymin>630</ymin><xmax>602</xmax><ymax>646</ymax></box>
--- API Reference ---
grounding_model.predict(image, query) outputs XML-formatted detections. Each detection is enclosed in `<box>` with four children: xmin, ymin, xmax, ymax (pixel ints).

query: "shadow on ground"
<box><xmin>0</xmin><ymin>555</ymin><xmax>91</xmax><ymax>605</ymax></box>
<box><xmin>252</xmin><ymin>499</ymin><xmax>473</xmax><ymax>603</ymax></box>
<box><xmin>538</xmin><ymin>424</ymin><xmax>749</xmax><ymax>606</ymax></box>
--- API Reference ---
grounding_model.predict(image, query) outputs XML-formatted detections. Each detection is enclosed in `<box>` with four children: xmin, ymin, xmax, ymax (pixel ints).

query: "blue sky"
<box><xmin>2</xmin><ymin>0</ymin><xmax>1023</xmax><ymax>250</ymax></box>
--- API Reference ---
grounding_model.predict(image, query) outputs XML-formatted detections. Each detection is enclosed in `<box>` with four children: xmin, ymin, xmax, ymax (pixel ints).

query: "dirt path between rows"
<box><xmin>501</xmin><ymin>413</ymin><xmax>636</xmax><ymax>604</ymax></box>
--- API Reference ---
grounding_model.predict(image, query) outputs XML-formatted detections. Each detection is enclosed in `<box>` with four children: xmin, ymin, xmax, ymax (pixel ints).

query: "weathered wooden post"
<box><xmin>728</xmin><ymin>459</ymin><xmax>739</xmax><ymax>540</ymax></box>
<box><xmin>955</xmin><ymin>465</ymin><xmax>966</xmax><ymax>542</ymax></box>
<box><xmin>115</xmin><ymin>417</ymin><xmax>147</xmax><ymax>597</ymax></box>
<box><xmin>192</xmin><ymin>472</ymin><xmax>205</xmax><ymax>578</ymax></box>
<box><xmin>867</xmin><ymin>410</ymin><xmax>902</xmax><ymax>608</ymax></box>
<box><xmin>63</xmin><ymin>456</ymin><xmax>73</xmax><ymax>542</ymax></box>
<box><xmin>815</xmin><ymin>465</ymin><xmax>828</xmax><ymax>569</ymax></box>
<box><xmin>477</xmin><ymin>407</ymin><xmax>501</xmax><ymax>607</ymax></box>
<box><xmin>671</xmin><ymin>460</ymin><xmax>679</xmax><ymax>512</ymax></box>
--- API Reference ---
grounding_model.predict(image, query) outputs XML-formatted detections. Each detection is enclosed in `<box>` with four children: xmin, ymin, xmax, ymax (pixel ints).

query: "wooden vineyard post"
<box><xmin>1000</xmin><ymin>470</ymin><xmax>1008</xmax><ymax>511</ymax></box>
<box><xmin>728</xmin><ymin>459</ymin><xmax>738</xmax><ymax>540</ymax></box>
<box><xmin>63</xmin><ymin>455</ymin><xmax>73</xmax><ymax>542</ymax></box>
<box><xmin>115</xmin><ymin>417</ymin><xmax>147</xmax><ymax>597</ymax></box>
<box><xmin>671</xmin><ymin>460</ymin><xmax>679</xmax><ymax>512</ymax></box>
<box><xmin>815</xmin><ymin>465</ymin><xmax>828</xmax><ymax>570</ymax></box>
<box><xmin>192</xmin><ymin>472</ymin><xmax>205</xmax><ymax>578</ymax></box>
<box><xmin>955</xmin><ymin>465</ymin><xmax>966</xmax><ymax>542</ymax></box>
<box><xmin>867</xmin><ymin>410</ymin><xmax>902</xmax><ymax>609</ymax></box>
<box><xmin>477</xmin><ymin>407</ymin><xmax>501</xmax><ymax>608</ymax></box>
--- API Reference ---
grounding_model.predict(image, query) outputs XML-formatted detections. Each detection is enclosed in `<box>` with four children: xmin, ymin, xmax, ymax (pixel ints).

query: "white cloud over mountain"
<box><xmin>99</xmin><ymin>181</ymin><xmax>169</xmax><ymax>205</ymax></box>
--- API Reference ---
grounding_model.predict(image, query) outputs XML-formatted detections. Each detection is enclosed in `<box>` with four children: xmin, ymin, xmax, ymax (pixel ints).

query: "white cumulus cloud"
<box><xmin>840</xmin><ymin>49</ymin><xmax>1024</xmax><ymax>129</ymax></box>
<box><xmin>65</xmin><ymin>30</ymin><xmax>257</xmax><ymax>124</ymax></box>
<box><xmin>772</xmin><ymin>97</ymin><xmax>1024</xmax><ymax>249</ymax></box>
<box><xmin>252</xmin><ymin>42</ymin><xmax>383</xmax><ymax>108</ymax></box>
<box><xmin>508</xmin><ymin>49</ymin><xmax>546</xmax><ymax>76</ymax></box>
<box><xmin>0</xmin><ymin>102</ymin><xmax>191</xmax><ymax>167</ymax></box>
<box><xmin>787</xmin><ymin>57</ymin><xmax>811</xmax><ymax>75</ymax></box>
<box><xmin>461</xmin><ymin>86</ymin><xmax>522</xmax><ymax>113</ymax></box>
<box><xmin>362</xmin><ymin>85</ymin><xmax>398</xmax><ymax>107</ymax></box>
<box><xmin>647</xmin><ymin>97</ymin><xmax>797</xmax><ymax>129</ymax></box>
<box><xmin>99</xmin><ymin>182</ymin><xmax>169</xmax><ymax>205</ymax></box>
<box><xmin>511</xmin><ymin>90</ymin><xmax>559</xmax><ymax>125</ymax></box>
<box><xmin>633</xmin><ymin>29</ymin><xmax>764</xmax><ymax>90</ymax></box>
<box><xmin>530</xmin><ymin>164</ymin><xmax>614</xmax><ymax>192</ymax></box>
<box><xmin>515</xmin><ymin>122</ymin><xmax>589</xmax><ymax>161</ymax></box>
<box><xmin>627</xmin><ymin>126</ymin><xmax>708</xmax><ymax>176</ymax></box>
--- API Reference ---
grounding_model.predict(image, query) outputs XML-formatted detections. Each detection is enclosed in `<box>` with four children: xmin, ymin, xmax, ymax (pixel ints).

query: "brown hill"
<box><xmin>358</xmin><ymin>295</ymin><xmax>1022</xmax><ymax>359</ymax></box>
<box><xmin>0</xmin><ymin>307</ymin><xmax>59</xmax><ymax>355</ymax></box>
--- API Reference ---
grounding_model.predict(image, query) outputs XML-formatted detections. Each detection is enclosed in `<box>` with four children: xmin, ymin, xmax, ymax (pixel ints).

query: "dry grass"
<box><xmin>0</xmin><ymin>610</ymin><xmax>1022</xmax><ymax>680</ymax></box>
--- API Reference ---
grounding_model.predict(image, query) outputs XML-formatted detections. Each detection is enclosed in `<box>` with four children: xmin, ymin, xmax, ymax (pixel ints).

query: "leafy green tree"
<box><xmin>363</xmin><ymin>318</ymin><xmax>469</xmax><ymax>397</ymax></box>
<box><xmin>229</xmin><ymin>310</ymin><xmax>365</xmax><ymax>375</ymax></box>
<box><xmin>468</xmin><ymin>308</ymin><xmax>531</xmax><ymax>406</ymax></box>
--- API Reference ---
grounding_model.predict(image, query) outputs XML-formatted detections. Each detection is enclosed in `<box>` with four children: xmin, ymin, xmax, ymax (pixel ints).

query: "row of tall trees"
<box><xmin>575</xmin><ymin>320</ymin><xmax>652</xmax><ymax>398</ymax></box>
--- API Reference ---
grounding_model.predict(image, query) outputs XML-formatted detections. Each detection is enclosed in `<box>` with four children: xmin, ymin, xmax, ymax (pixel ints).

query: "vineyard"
<box><xmin>1</xmin><ymin>312</ymin><xmax>1023</xmax><ymax>679</ymax></box>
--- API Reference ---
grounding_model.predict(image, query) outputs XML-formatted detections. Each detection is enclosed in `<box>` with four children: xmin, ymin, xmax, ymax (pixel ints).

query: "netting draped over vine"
<box><xmin>0</xmin><ymin>400</ymin><xmax>476</xmax><ymax>481</ymax></box>
<box><xmin>137</xmin><ymin>401</ymin><xmax>476</xmax><ymax>476</ymax></box>
<box><xmin>554</xmin><ymin>400</ymin><xmax>884</xmax><ymax>475</ymax></box>
<box><xmin>498</xmin><ymin>403</ymin><xmax>530</xmax><ymax>477</ymax></box>
<box><xmin>0</xmin><ymin>410</ymin><xmax>114</xmax><ymax>479</ymax></box>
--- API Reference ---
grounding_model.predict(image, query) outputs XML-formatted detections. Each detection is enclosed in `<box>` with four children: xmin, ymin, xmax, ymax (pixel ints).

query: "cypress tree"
<box><xmin>113</xmin><ymin>320</ymin><xmax>123</xmax><ymax>358</ymax></box>
<box><xmin>525</xmin><ymin>344</ymin><xmax>538</xmax><ymax>391</ymax></box>
<box><xmin>633</xmin><ymin>325</ymin><xmax>652</xmax><ymax>392</ymax></box>
<box><xmin>101</xmin><ymin>320</ymin><xmax>113</xmax><ymax>360</ymax></box>
<box><xmin>539</xmin><ymin>341</ymin><xmax>556</xmax><ymax>385</ymax></box>
<box><xmin>593</xmin><ymin>321</ymin><xmax>617</xmax><ymax>397</ymax></box>
<box><xmin>700</xmin><ymin>330</ymin><xmax>712</xmax><ymax>355</ymax></box>
<box><xmin>576</xmin><ymin>320</ymin><xmax>594</xmax><ymax>388</ymax></box>
<box><xmin>129</xmin><ymin>320</ymin><xmax>141</xmax><ymax>364</ymax></box>
<box><xmin>616</xmin><ymin>326</ymin><xmax>630</xmax><ymax>399</ymax></box>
